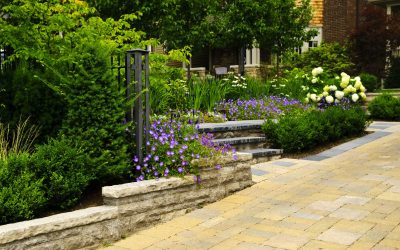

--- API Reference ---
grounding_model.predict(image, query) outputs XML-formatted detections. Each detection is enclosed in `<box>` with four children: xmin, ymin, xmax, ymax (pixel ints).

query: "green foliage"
<box><xmin>263</xmin><ymin>106</ymin><xmax>368</xmax><ymax>152</ymax></box>
<box><xmin>385</xmin><ymin>57</ymin><xmax>400</xmax><ymax>89</ymax></box>
<box><xmin>58</xmin><ymin>43</ymin><xmax>130</xmax><ymax>182</ymax></box>
<box><xmin>360</xmin><ymin>73</ymin><xmax>379</xmax><ymax>92</ymax></box>
<box><xmin>0</xmin><ymin>62</ymin><xmax>66</xmax><ymax>142</ymax></box>
<box><xmin>269</xmin><ymin>68</ymin><xmax>310</xmax><ymax>100</ymax></box>
<box><xmin>30</xmin><ymin>138</ymin><xmax>92</xmax><ymax>210</ymax></box>
<box><xmin>189</xmin><ymin>77</ymin><xmax>231</xmax><ymax>112</ymax></box>
<box><xmin>285</xmin><ymin>43</ymin><xmax>355</xmax><ymax>76</ymax></box>
<box><xmin>0</xmin><ymin>0</ymin><xmax>147</xmax><ymax>182</ymax></box>
<box><xmin>0</xmin><ymin>153</ymin><xmax>47</xmax><ymax>225</ymax></box>
<box><xmin>368</xmin><ymin>93</ymin><xmax>400</xmax><ymax>121</ymax></box>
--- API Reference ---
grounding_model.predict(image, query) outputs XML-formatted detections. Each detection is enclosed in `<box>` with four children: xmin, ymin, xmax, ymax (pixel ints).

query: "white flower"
<box><xmin>340</xmin><ymin>72</ymin><xmax>350</xmax><ymax>88</ymax></box>
<box><xmin>312</xmin><ymin>67</ymin><xmax>323</xmax><ymax>77</ymax></box>
<box><xmin>335</xmin><ymin>91</ymin><xmax>345</xmax><ymax>100</ymax></box>
<box><xmin>304</xmin><ymin>97</ymin><xmax>309</xmax><ymax>103</ymax></box>
<box><xmin>352</xmin><ymin>93</ymin><xmax>359</xmax><ymax>102</ymax></box>
<box><xmin>335</xmin><ymin>99</ymin><xmax>340</xmax><ymax>104</ymax></box>
<box><xmin>316</xmin><ymin>96</ymin><xmax>321</xmax><ymax>102</ymax></box>
<box><xmin>354</xmin><ymin>81</ymin><xmax>362</xmax><ymax>90</ymax></box>
<box><xmin>326</xmin><ymin>95</ymin><xmax>334</xmax><ymax>104</ymax></box>
<box><xmin>329</xmin><ymin>85</ymin><xmax>338</xmax><ymax>91</ymax></box>
<box><xmin>310</xmin><ymin>94</ymin><xmax>317</xmax><ymax>102</ymax></box>
<box><xmin>322</xmin><ymin>91</ymin><xmax>329</xmax><ymax>97</ymax></box>
<box><xmin>311</xmin><ymin>78</ymin><xmax>318</xmax><ymax>84</ymax></box>
<box><xmin>354</xmin><ymin>76</ymin><xmax>361</xmax><ymax>82</ymax></box>
<box><xmin>307</xmin><ymin>93</ymin><xmax>311</xmax><ymax>98</ymax></box>
<box><xmin>360</xmin><ymin>85</ymin><xmax>366</xmax><ymax>92</ymax></box>
<box><xmin>360</xmin><ymin>92</ymin><xmax>367</xmax><ymax>100</ymax></box>
<box><xmin>323</xmin><ymin>85</ymin><xmax>330</xmax><ymax>92</ymax></box>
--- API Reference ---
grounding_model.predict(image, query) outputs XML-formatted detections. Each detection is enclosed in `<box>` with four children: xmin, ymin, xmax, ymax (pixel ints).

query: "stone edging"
<box><xmin>0</xmin><ymin>156</ymin><xmax>253</xmax><ymax>250</ymax></box>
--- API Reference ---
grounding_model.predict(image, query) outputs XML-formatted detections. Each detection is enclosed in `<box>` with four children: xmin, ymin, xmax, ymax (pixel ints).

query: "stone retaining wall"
<box><xmin>0</xmin><ymin>156</ymin><xmax>252</xmax><ymax>250</ymax></box>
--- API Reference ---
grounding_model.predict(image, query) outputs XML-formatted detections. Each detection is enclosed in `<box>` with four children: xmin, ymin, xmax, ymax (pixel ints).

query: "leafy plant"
<box><xmin>0</xmin><ymin>153</ymin><xmax>47</xmax><ymax>225</ymax></box>
<box><xmin>30</xmin><ymin>138</ymin><xmax>92</xmax><ymax>210</ymax></box>
<box><xmin>285</xmin><ymin>43</ymin><xmax>355</xmax><ymax>76</ymax></box>
<box><xmin>360</xmin><ymin>72</ymin><xmax>379</xmax><ymax>92</ymax></box>
<box><xmin>368</xmin><ymin>93</ymin><xmax>400</xmax><ymax>121</ymax></box>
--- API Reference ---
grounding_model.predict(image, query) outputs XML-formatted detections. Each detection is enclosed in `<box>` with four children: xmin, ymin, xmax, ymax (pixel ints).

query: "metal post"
<box><xmin>126</xmin><ymin>49</ymin><xmax>150</xmax><ymax>165</ymax></box>
<box><xmin>144</xmin><ymin>52</ymin><xmax>150</xmax><ymax>153</ymax></box>
<box><xmin>125</xmin><ymin>53</ymin><xmax>132</xmax><ymax>122</ymax></box>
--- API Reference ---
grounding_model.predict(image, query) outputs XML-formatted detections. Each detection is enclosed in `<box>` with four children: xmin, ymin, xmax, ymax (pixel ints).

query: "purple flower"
<box><xmin>178</xmin><ymin>167</ymin><xmax>183</xmax><ymax>173</ymax></box>
<box><xmin>136</xmin><ymin>165</ymin><xmax>141</xmax><ymax>170</ymax></box>
<box><xmin>154</xmin><ymin>156</ymin><xmax>159</xmax><ymax>162</ymax></box>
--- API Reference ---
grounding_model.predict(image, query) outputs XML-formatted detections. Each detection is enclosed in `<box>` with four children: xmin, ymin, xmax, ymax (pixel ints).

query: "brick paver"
<box><xmin>103</xmin><ymin>122</ymin><xmax>400</xmax><ymax>249</ymax></box>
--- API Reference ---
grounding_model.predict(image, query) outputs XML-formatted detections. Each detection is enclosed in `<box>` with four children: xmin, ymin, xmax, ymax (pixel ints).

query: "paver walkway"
<box><xmin>105</xmin><ymin>122</ymin><xmax>400</xmax><ymax>250</ymax></box>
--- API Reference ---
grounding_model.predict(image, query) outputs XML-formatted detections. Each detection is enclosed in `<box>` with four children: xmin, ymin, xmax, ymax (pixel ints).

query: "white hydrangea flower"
<box><xmin>323</xmin><ymin>85</ymin><xmax>330</xmax><ymax>92</ymax></box>
<box><xmin>335</xmin><ymin>91</ymin><xmax>345</xmax><ymax>100</ymax></box>
<box><xmin>304</xmin><ymin>97</ymin><xmax>309</xmax><ymax>103</ymax></box>
<box><xmin>307</xmin><ymin>93</ymin><xmax>311</xmax><ymax>98</ymax></box>
<box><xmin>352</xmin><ymin>93</ymin><xmax>359</xmax><ymax>102</ymax></box>
<box><xmin>326</xmin><ymin>95</ymin><xmax>334</xmax><ymax>104</ymax></box>
<box><xmin>360</xmin><ymin>92</ymin><xmax>367</xmax><ymax>100</ymax></box>
<box><xmin>340</xmin><ymin>72</ymin><xmax>350</xmax><ymax>88</ymax></box>
<box><xmin>311</xmin><ymin>78</ymin><xmax>318</xmax><ymax>84</ymax></box>
<box><xmin>323</xmin><ymin>91</ymin><xmax>329</xmax><ymax>97</ymax></box>
<box><xmin>354</xmin><ymin>81</ymin><xmax>362</xmax><ymax>90</ymax></box>
<box><xmin>354</xmin><ymin>76</ymin><xmax>361</xmax><ymax>82</ymax></box>
<box><xmin>312</xmin><ymin>67</ymin><xmax>323</xmax><ymax>77</ymax></box>
<box><xmin>360</xmin><ymin>85</ymin><xmax>366</xmax><ymax>92</ymax></box>
<box><xmin>329</xmin><ymin>85</ymin><xmax>338</xmax><ymax>91</ymax></box>
<box><xmin>310</xmin><ymin>94</ymin><xmax>317</xmax><ymax>102</ymax></box>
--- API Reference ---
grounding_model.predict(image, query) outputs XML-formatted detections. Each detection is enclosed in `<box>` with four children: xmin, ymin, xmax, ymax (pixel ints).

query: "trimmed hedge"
<box><xmin>0</xmin><ymin>139</ymin><xmax>92</xmax><ymax>225</ymax></box>
<box><xmin>262</xmin><ymin>106</ymin><xmax>368</xmax><ymax>153</ymax></box>
<box><xmin>368</xmin><ymin>93</ymin><xmax>400</xmax><ymax>121</ymax></box>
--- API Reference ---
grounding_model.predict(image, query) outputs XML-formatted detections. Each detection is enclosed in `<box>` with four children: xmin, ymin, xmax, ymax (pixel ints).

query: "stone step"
<box><xmin>237</xmin><ymin>148</ymin><xmax>283</xmax><ymax>163</ymax></box>
<box><xmin>212</xmin><ymin>136</ymin><xmax>269</xmax><ymax>151</ymax></box>
<box><xmin>198</xmin><ymin>120</ymin><xmax>265</xmax><ymax>139</ymax></box>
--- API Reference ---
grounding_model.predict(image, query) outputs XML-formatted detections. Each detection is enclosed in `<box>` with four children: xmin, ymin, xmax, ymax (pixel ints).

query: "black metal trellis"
<box><xmin>125</xmin><ymin>49</ymin><xmax>150</xmax><ymax>165</ymax></box>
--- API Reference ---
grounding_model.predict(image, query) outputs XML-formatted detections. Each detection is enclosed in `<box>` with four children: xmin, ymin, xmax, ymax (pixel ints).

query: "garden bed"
<box><xmin>0</xmin><ymin>155</ymin><xmax>252</xmax><ymax>250</ymax></box>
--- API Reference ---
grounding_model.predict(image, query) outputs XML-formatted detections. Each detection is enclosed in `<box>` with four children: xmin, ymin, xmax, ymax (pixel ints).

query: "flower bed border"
<box><xmin>0</xmin><ymin>155</ymin><xmax>252</xmax><ymax>250</ymax></box>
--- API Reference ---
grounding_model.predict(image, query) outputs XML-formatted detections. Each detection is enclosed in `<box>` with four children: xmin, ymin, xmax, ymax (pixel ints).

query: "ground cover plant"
<box><xmin>133</xmin><ymin>118</ymin><xmax>235</xmax><ymax>182</ymax></box>
<box><xmin>217</xmin><ymin>96</ymin><xmax>309</xmax><ymax>121</ymax></box>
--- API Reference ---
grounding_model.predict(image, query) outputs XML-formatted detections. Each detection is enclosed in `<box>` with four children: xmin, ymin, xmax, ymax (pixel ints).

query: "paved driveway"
<box><xmin>106</xmin><ymin>122</ymin><xmax>400</xmax><ymax>249</ymax></box>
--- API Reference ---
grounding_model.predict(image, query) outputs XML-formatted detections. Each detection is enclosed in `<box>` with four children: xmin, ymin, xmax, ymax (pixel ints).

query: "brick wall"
<box><xmin>323</xmin><ymin>0</ymin><xmax>374</xmax><ymax>43</ymax></box>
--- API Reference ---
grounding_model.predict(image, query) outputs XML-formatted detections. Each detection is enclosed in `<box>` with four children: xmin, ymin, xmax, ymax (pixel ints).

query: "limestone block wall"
<box><xmin>0</xmin><ymin>156</ymin><xmax>252</xmax><ymax>250</ymax></box>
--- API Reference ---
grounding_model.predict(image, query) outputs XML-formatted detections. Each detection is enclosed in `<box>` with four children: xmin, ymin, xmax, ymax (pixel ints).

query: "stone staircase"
<box><xmin>198</xmin><ymin>120</ymin><xmax>283</xmax><ymax>163</ymax></box>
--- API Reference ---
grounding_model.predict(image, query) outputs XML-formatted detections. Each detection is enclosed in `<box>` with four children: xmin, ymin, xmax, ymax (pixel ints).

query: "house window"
<box><xmin>309</xmin><ymin>41</ymin><xmax>318</xmax><ymax>49</ymax></box>
<box><xmin>295</xmin><ymin>47</ymin><xmax>302</xmax><ymax>54</ymax></box>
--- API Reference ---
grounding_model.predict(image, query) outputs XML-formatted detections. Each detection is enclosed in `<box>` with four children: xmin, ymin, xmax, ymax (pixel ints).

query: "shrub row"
<box><xmin>368</xmin><ymin>93</ymin><xmax>400</xmax><ymax>121</ymax></box>
<box><xmin>262</xmin><ymin>106</ymin><xmax>368</xmax><ymax>153</ymax></box>
<box><xmin>0</xmin><ymin>138</ymin><xmax>92</xmax><ymax>225</ymax></box>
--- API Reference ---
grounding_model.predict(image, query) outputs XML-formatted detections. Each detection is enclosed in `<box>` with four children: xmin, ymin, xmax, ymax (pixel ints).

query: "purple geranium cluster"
<box><xmin>217</xmin><ymin>96</ymin><xmax>309</xmax><ymax>121</ymax></box>
<box><xmin>133</xmin><ymin>119</ymin><xmax>233</xmax><ymax>182</ymax></box>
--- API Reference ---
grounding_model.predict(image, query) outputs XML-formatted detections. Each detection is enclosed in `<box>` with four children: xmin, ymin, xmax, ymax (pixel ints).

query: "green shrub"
<box><xmin>59</xmin><ymin>44</ymin><xmax>130</xmax><ymax>183</ymax></box>
<box><xmin>368</xmin><ymin>93</ymin><xmax>400</xmax><ymax>120</ymax></box>
<box><xmin>0</xmin><ymin>153</ymin><xmax>47</xmax><ymax>225</ymax></box>
<box><xmin>30</xmin><ymin>138</ymin><xmax>92</xmax><ymax>210</ymax></box>
<box><xmin>263</xmin><ymin>106</ymin><xmax>368</xmax><ymax>153</ymax></box>
<box><xmin>360</xmin><ymin>73</ymin><xmax>379</xmax><ymax>92</ymax></box>
<box><xmin>284</xmin><ymin>43</ymin><xmax>355</xmax><ymax>76</ymax></box>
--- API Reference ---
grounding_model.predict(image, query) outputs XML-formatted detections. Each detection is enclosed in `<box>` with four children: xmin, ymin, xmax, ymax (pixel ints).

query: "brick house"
<box><xmin>183</xmin><ymin>0</ymin><xmax>397</xmax><ymax>77</ymax></box>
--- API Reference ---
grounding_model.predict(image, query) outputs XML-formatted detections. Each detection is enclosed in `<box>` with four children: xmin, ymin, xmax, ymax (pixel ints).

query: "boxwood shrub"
<box><xmin>263</xmin><ymin>106</ymin><xmax>368</xmax><ymax>153</ymax></box>
<box><xmin>368</xmin><ymin>93</ymin><xmax>400</xmax><ymax>121</ymax></box>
